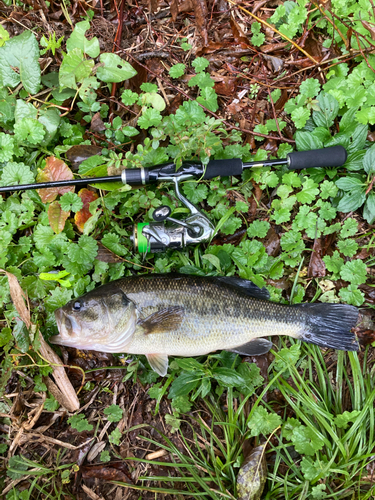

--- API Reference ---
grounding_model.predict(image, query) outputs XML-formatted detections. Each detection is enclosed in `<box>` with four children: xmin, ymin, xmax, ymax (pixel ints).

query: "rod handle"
<box><xmin>287</xmin><ymin>146</ymin><xmax>347</xmax><ymax>170</ymax></box>
<box><xmin>202</xmin><ymin>159</ymin><xmax>243</xmax><ymax>179</ymax></box>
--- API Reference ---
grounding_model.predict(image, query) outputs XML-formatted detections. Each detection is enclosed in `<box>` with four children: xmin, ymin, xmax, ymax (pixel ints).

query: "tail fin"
<box><xmin>297</xmin><ymin>303</ymin><xmax>359</xmax><ymax>351</ymax></box>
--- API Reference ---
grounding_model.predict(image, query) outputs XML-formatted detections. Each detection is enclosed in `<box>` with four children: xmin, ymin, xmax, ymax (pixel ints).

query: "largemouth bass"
<box><xmin>52</xmin><ymin>274</ymin><xmax>359</xmax><ymax>376</ymax></box>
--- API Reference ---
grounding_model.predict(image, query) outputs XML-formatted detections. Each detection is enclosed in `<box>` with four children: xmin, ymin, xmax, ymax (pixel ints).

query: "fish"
<box><xmin>51</xmin><ymin>273</ymin><xmax>359</xmax><ymax>376</ymax></box>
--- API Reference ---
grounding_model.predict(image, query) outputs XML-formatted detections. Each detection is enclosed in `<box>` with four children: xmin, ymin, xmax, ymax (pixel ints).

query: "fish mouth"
<box><xmin>52</xmin><ymin>308</ymin><xmax>81</xmax><ymax>346</ymax></box>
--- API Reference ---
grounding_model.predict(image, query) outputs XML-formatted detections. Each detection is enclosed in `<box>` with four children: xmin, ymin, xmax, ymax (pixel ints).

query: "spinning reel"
<box><xmin>0</xmin><ymin>145</ymin><xmax>348</xmax><ymax>254</ymax></box>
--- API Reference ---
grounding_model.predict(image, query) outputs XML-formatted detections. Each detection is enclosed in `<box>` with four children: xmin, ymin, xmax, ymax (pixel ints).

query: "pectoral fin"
<box><xmin>147</xmin><ymin>353</ymin><xmax>169</xmax><ymax>376</ymax></box>
<box><xmin>138</xmin><ymin>307</ymin><xmax>184</xmax><ymax>335</ymax></box>
<box><xmin>228</xmin><ymin>338</ymin><xmax>273</xmax><ymax>356</ymax></box>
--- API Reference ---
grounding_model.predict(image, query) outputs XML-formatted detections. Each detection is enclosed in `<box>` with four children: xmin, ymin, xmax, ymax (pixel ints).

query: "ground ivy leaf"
<box><xmin>68</xmin><ymin>413</ymin><xmax>93</xmax><ymax>432</ymax></box>
<box><xmin>0</xmin><ymin>30</ymin><xmax>40</xmax><ymax>94</ymax></box>
<box><xmin>104</xmin><ymin>404</ymin><xmax>123</xmax><ymax>423</ymax></box>
<box><xmin>320</xmin><ymin>180</ymin><xmax>338</xmax><ymax>199</ymax></box>
<box><xmin>182</xmin><ymin>182</ymin><xmax>208</xmax><ymax>204</ymax></box>
<box><xmin>68</xmin><ymin>235</ymin><xmax>98</xmax><ymax>264</ymax></box>
<box><xmin>340</xmin><ymin>218</ymin><xmax>358</xmax><ymax>238</ymax></box>
<box><xmin>301</xmin><ymin>456</ymin><xmax>327</xmax><ymax>481</ymax></box>
<box><xmin>247</xmin><ymin>220</ymin><xmax>270</xmax><ymax>238</ymax></box>
<box><xmin>291</xmin><ymin>425</ymin><xmax>324</xmax><ymax>456</ymax></box>
<box><xmin>0</xmin><ymin>162</ymin><xmax>34</xmax><ymax>186</ymax></box>
<box><xmin>338</xmin><ymin>285</ymin><xmax>365</xmax><ymax>306</ymax></box>
<box><xmin>248</xmin><ymin>407</ymin><xmax>282</xmax><ymax>437</ymax></box>
<box><xmin>169</xmin><ymin>63</ymin><xmax>185</xmax><ymax>78</ymax></box>
<box><xmin>192</xmin><ymin>57</ymin><xmax>209</xmax><ymax>73</ymax></box>
<box><xmin>14</xmin><ymin>118</ymin><xmax>45</xmax><ymax>145</ymax></box>
<box><xmin>334</xmin><ymin>410</ymin><xmax>361</xmax><ymax>429</ymax></box>
<box><xmin>138</xmin><ymin>108</ymin><xmax>162</xmax><ymax>129</ymax></box>
<box><xmin>291</xmin><ymin>107</ymin><xmax>310</xmax><ymax>129</ymax></box>
<box><xmin>101</xmin><ymin>232</ymin><xmax>127</xmax><ymax>256</ymax></box>
<box><xmin>97</xmin><ymin>53</ymin><xmax>137</xmax><ymax>83</ymax></box>
<box><xmin>197</xmin><ymin>87</ymin><xmax>218</xmax><ymax>112</ymax></box>
<box><xmin>340</xmin><ymin>260</ymin><xmax>367</xmax><ymax>285</ymax></box>
<box><xmin>323</xmin><ymin>251</ymin><xmax>344</xmax><ymax>275</ymax></box>
<box><xmin>171</xmin><ymin>395</ymin><xmax>192</xmax><ymax>413</ymax></box>
<box><xmin>337</xmin><ymin>239</ymin><xmax>358</xmax><ymax>257</ymax></box>
<box><xmin>60</xmin><ymin>192</ymin><xmax>83</xmax><ymax>213</ymax></box>
<box><xmin>109</xmin><ymin>427</ymin><xmax>122</xmax><ymax>445</ymax></box>
<box><xmin>296</xmin><ymin>177</ymin><xmax>319</xmax><ymax>204</ymax></box>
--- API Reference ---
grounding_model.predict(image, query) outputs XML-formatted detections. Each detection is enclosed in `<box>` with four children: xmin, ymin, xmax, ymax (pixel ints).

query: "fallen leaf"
<box><xmin>81</xmin><ymin>461</ymin><xmax>132</xmax><ymax>483</ymax></box>
<box><xmin>230</xmin><ymin>16</ymin><xmax>249</xmax><ymax>47</ymax></box>
<box><xmin>307</xmin><ymin>238</ymin><xmax>326</xmax><ymax>278</ymax></box>
<box><xmin>96</xmin><ymin>243</ymin><xmax>123</xmax><ymax>263</ymax></box>
<box><xmin>0</xmin><ymin>269</ymin><xmax>30</xmax><ymax>328</ymax></box>
<box><xmin>90</xmin><ymin>112</ymin><xmax>106</xmax><ymax>133</ymax></box>
<box><xmin>37</xmin><ymin>156</ymin><xmax>74</xmax><ymax>203</ymax></box>
<box><xmin>48</xmin><ymin>201</ymin><xmax>70</xmax><ymax>234</ymax></box>
<box><xmin>262</xmin><ymin>226</ymin><xmax>280</xmax><ymax>257</ymax></box>
<box><xmin>237</xmin><ymin>444</ymin><xmax>267</xmax><ymax>500</ymax></box>
<box><xmin>192</xmin><ymin>0</ymin><xmax>208</xmax><ymax>45</ymax></box>
<box><xmin>66</xmin><ymin>145</ymin><xmax>102</xmax><ymax>170</ymax></box>
<box><xmin>74</xmin><ymin>188</ymin><xmax>99</xmax><ymax>232</ymax></box>
<box><xmin>214</xmin><ymin>77</ymin><xmax>238</xmax><ymax>96</ymax></box>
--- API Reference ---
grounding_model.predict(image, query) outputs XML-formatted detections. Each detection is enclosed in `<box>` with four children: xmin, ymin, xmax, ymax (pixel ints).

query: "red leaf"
<box><xmin>48</xmin><ymin>201</ymin><xmax>70</xmax><ymax>234</ymax></box>
<box><xmin>37</xmin><ymin>156</ymin><xmax>74</xmax><ymax>203</ymax></box>
<box><xmin>74</xmin><ymin>188</ymin><xmax>99</xmax><ymax>233</ymax></box>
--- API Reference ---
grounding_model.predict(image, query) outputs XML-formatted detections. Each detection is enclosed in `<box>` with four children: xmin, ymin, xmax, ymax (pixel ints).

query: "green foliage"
<box><xmin>103</xmin><ymin>404</ymin><xmax>123</xmax><ymax>422</ymax></box>
<box><xmin>67</xmin><ymin>414</ymin><xmax>93</xmax><ymax>432</ymax></box>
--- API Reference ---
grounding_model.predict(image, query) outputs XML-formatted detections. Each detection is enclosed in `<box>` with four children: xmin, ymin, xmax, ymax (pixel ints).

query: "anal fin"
<box><xmin>147</xmin><ymin>353</ymin><xmax>169</xmax><ymax>376</ymax></box>
<box><xmin>228</xmin><ymin>338</ymin><xmax>273</xmax><ymax>356</ymax></box>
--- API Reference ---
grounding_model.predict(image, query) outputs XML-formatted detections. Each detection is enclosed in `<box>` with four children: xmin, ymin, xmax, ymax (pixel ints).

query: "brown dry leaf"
<box><xmin>39</xmin><ymin>334</ymin><xmax>80</xmax><ymax>411</ymax></box>
<box><xmin>48</xmin><ymin>201</ymin><xmax>70</xmax><ymax>234</ymax></box>
<box><xmin>307</xmin><ymin>238</ymin><xmax>326</xmax><ymax>278</ymax></box>
<box><xmin>0</xmin><ymin>269</ymin><xmax>30</xmax><ymax>328</ymax></box>
<box><xmin>74</xmin><ymin>189</ymin><xmax>99</xmax><ymax>233</ymax></box>
<box><xmin>237</xmin><ymin>444</ymin><xmax>267</xmax><ymax>500</ymax></box>
<box><xmin>192</xmin><ymin>0</ymin><xmax>208</xmax><ymax>45</ymax></box>
<box><xmin>230</xmin><ymin>16</ymin><xmax>249</xmax><ymax>46</ymax></box>
<box><xmin>214</xmin><ymin>77</ymin><xmax>238</xmax><ymax>96</ymax></box>
<box><xmin>37</xmin><ymin>156</ymin><xmax>74</xmax><ymax>203</ymax></box>
<box><xmin>81</xmin><ymin>461</ymin><xmax>132</xmax><ymax>483</ymax></box>
<box><xmin>90</xmin><ymin>112</ymin><xmax>106</xmax><ymax>133</ymax></box>
<box><xmin>66</xmin><ymin>145</ymin><xmax>102</xmax><ymax>169</ymax></box>
<box><xmin>96</xmin><ymin>243</ymin><xmax>123</xmax><ymax>263</ymax></box>
<box><xmin>262</xmin><ymin>226</ymin><xmax>280</xmax><ymax>257</ymax></box>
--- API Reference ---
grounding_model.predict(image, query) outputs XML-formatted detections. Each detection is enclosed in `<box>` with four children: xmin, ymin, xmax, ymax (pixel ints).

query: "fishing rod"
<box><xmin>0</xmin><ymin>145</ymin><xmax>347</xmax><ymax>253</ymax></box>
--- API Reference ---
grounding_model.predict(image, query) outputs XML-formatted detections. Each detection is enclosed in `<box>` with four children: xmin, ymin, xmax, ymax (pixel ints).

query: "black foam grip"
<box><xmin>287</xmin><ymin>146</ymin><xmax>347</xmax><ymax>170</ymax></box>
<box><xmin>123</xmin><ymin>168</ymin><xmax>149</xmax><ymax>185</ymax></box>
<box><xmin>202</xmin><ymin>159</ymin><xmax>243</xmax><ymax>179</ymax></box>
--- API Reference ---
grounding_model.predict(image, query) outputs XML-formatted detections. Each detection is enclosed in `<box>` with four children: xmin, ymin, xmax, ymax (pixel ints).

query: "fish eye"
<box><xmin>73</xmin><ymin>301</ymin><xmax>81</xmax><ymax>311</ymax></box>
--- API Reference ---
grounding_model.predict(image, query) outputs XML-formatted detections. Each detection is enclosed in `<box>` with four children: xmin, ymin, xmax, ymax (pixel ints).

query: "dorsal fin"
<box><xmin>216</xmin><ymin>276</ymin><xmax>270</xmax><ymax>300</ymax></box>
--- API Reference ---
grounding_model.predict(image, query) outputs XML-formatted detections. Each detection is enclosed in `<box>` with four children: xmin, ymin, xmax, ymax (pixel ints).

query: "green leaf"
<box><xmin>312</xmin><ymin>92</ymin><xmax>339</xmax><ymax>128</ymax></box>
<box><xmin>247</xmin><ymin>220</ymin><xmax>270</xmax><ymax>238</ymax></box>
<box><xmin>338</xmin><ymin>285</ymin><xmax>365</xmax><ymax>306</ymax></box>
<box><xmin>103</xmin><ymin>404</ymin><xmax>123</xmax><ymax>422</ymax></box>
<box><xmin>337</xmin><ymin>239</ymin><xmax>358</xmax><ymax>257</ymax></box>
<box><xmin>188</xmin><ymin>72</ymin><xmax>215</xmax><ymax>89</ymax></box>
<box><xmin>0</xmin><ymin>162</ymin><xmax>34</xmax><ymax>186</ymax></box>
<box><xmin>197</xmin><ymin>87</ymin><xmax>218</xmax><ymax>112</ymax></box>
<box><xmin>168</xmin><ymin>372</ymin><xmax>201</xmax><ymax>399</ymax></box>
<box><xmin>192</xmin><ymin>57</ymin><xmax>209</xmax><ymax>73</ymax></box>
<box><xmin>248</xmin><ymin>407</ymin><xmax>282</xmax><ymax>437</ymax></box>
<box><xmin>212</xmin><ymin>367</ymin><xmax>246</xmax><ymax>387</ymax></box>
<box><xmin>295</xmin><ymin>131</ymin><xmax>323</xmax><ymax>151</ymax></box>
<box><xmin>137</xmin><ymin>108</ymin><xmax>162</xmax><ymax>129</ymax></box>
<box><xmin>182</xmin><ymin>182</ymin><xmax>208</xmax><ymax>204</ymax></box>
<box><xmin>13</xmin><ymin>319</ymin><xmax>29</xmax><ymax>353</ymax></box>
<box><xmin>336</xmin><ymin>189</ymin><xmax>366</xmax><ymax>212</ymax></box>
<box><xmin>274</xmin><ymin>344</ymin><xmax>301</xmax><ymax>372</ymax></box>
<box><xmin>101</xmin><ymin>232</ymin><xmax>127</xmax><ymax>256</ymax></box>
<box><xmin>340</xmin><ymin>218</ymin><xmax>358</xmax><ymax>238</ymax></box>
<box><xmin>67</xmin><ymin>235</ymin><xmax>98</xmax><ymax>264</ymax></box>
<box><xmin>334</xmin><ymin>410</ymin><xmax>361</xmax><ymax>429</ymax></box>
<box><xmin>364</xmin><ymin>191</ymin><xmax>375</xmax><ymax>224</ymax></box>
<box><xmin>100</xmin><ymin>450</ymin><xmax>111</xmax><ymax>462</ymax></box>
<box><xmin>169</xmin><ymin>63</ymin><xmax>185</xmax><ymax>78</ymax></box>
<box><xmin>251</xmin><ymin>32</ymin><xmax>265</xmax><ymax>46</ymax></box>
<box><xmin>109</xmin><ymin>427</ymin><xmax>122</xmax><ymax>445</ymax></box>
<box><xmin>59</xmin><ymin>48</ymin><xmax>94</xmax><ymax>89</ymax></box>
<box><xmin>97</xmin><ymin>53</ymin><xmax>137</xmax><ymax>83</ymax></box>
<box><xmin>171</xmin><ymin>395</ymin><xmax>192</xmax><ymax>413</ymax></box>
<box><xmin>7</xmin><ymin>455</ymin><xmax>29</xmax><ymax>480</ymax></box>
<box><xmin>202</xmin><ymin>254</ymin><xmax>221</xmax><ymax>271</ymax></box>
<box><xmin>299</xmin><ymin>78</ymin><xmax>320</xmax><ymax>97</ymax></box>
<box><xmin>320</xmin><ymin>180</ymin><xmax>338</xmax><ymax>199</ymax></box>
<box><xmin>291</xmin><ymin>425</ymin><xmax>324</xmax><ymax>456</ymax></box>
<box><xmin>66</xmin><ymin>21</ymin><xmax>100</xmax><ymax>58</ymax></box>
<box><xmin>291</xmin><ymin>107</ymin><xmax>310</xmax><ymax>129</ymax></box>
<box><xmin>363</xmin><ymin>143</ymin><xmax>375</xmax><ymax>175</ymax></box>
<box><xmin>14</xmin><ymin>119</ymin><xmax>45</xmax><ymax>145</ymax></box>
<box><xmin>0</xmin><ymin>31</ymin><xmax>40</xmax><ymax>94</ymax></box>
<box><xmin>301</xmin><ymin>456</ymin><xmax>327</xmax><ymax>481</ymax></box>
<box><xmin>296</xmin><ymin>177</ymin><xmax>319</xmax><ymax>204</ymax></box>
<box><xmin>174</xmin><ymin>358</ymin><xmax>205</xmax><ymax>372</ymax></box>
<box><xmin>59</xmin><ymin>192</ymin><xmax>83</xmax><ymax>213</ymax></box>
<box><xmin>323</xmin><ymin>251</ymin><xmax>344</xmax><ymax>275</ymax></box>
<box><xmin>0</xmin><ymin>133</ymin><xmax>14</xmax><ymax>162</ymax></box>
<box><xmin>68</xmin><ymin>413</ymin><xmax>93</xmax><ymax>432</ymax></box>
<box><xmin>121</xmin><ymin>89</ymin><xmax>138</xmax><ymax>106</ymax></box>
<box><xmin>340</xmin><ymin>260</ymin><xmax>367</xmax><ymax>285</ymax></box>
